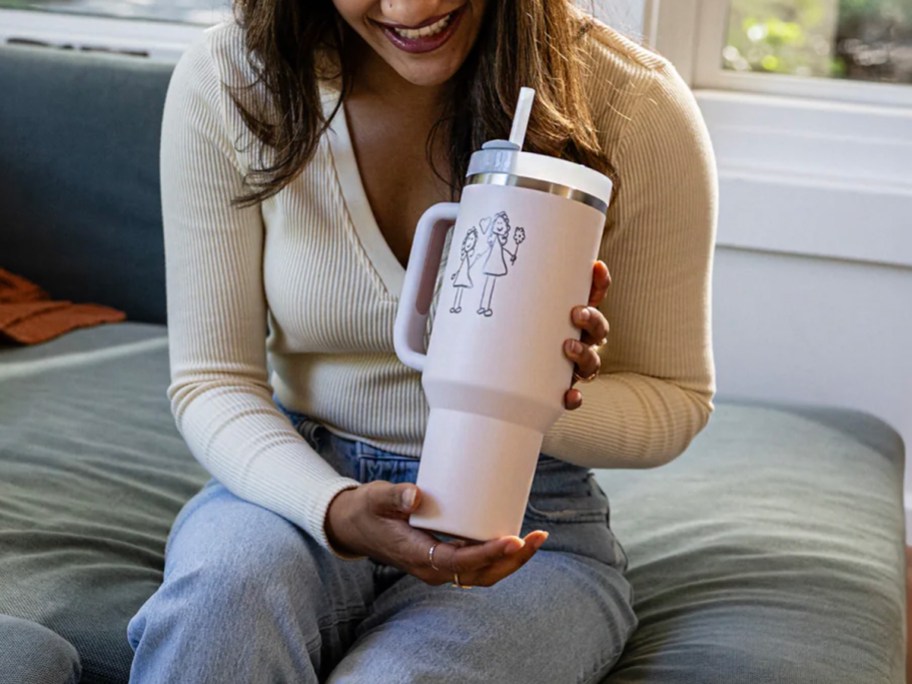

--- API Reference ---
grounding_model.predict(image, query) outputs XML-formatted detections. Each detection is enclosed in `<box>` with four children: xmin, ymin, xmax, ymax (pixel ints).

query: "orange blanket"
<box><xmin>0</xmin><ymin>269</ymin><xmax>126</xmax><ymax>345</ymax></box>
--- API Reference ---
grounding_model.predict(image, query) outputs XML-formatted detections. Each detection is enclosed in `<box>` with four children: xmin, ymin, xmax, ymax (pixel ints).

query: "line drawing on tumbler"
<box><xmin>448</xmin><ymin>211</ymin><xmax>525</xmax><ymax>317</ymax></box>
<box><xmin>449</xmin><ymin>227</ymin><xmax>481</xmax><ymax>313</ymax></box>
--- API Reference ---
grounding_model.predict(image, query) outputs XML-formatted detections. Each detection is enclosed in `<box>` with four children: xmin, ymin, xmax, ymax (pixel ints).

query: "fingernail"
<box><xmin>401</xmin><ymin>488</ymin><xmax>416</xmax><ymax>510</ymax></box>
<box><xmin>565</xmin><ymin>340</ymin><xmax>580</xmax><ymax>354</ymax></box>
<box><xmin>504</xmin><ymin>538</ymin><xmax>525</xmax><ymax>554</ymax></box>
<box><xmin>578</xmin><ymin>307</ymin><xmax>590</xmax><ymax>322</ymax></box>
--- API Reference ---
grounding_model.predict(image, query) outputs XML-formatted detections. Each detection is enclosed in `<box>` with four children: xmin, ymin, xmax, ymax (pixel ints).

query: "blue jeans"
<box><xmin>127</xmin><ymin>407</ymin><xmax>637</xmax><ymax>683</ymax></box>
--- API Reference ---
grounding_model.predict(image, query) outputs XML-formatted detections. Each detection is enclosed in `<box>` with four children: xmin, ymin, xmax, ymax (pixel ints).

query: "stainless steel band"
<box><xmin>465</xmin><ymin>172</ymin><xmax>609</xmax><ymax>214</ymax></box>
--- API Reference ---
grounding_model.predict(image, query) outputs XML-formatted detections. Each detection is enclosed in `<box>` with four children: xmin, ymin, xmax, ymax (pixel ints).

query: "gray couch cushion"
<box><xmin>599</xmin><ymin>403</ymin><xmax>906</xmax><ymax>683</ymax></box>
<box><xmin>0</xmin><ymin>46</ymin><xmax>174</xmax><ymax>324</ymax></box>
<box><xmin>0</xmin><ymin>324</ymin><xmax>208</xmax><ymax>684</ymax></box>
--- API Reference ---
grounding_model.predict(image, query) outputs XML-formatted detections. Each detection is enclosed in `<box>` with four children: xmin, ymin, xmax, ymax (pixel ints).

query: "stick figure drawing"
<box><xmin>477</xmin><ymin>211</ymin><xmax>523</xmax><ymax>317</ymax></box>
<box><xmin>447</xmin><ymin>211</ymin><xmax>525</xmax><ymax>318</ymax></box>
<box><xmin>449</xmin><ymin>227</ymin><xmax>480</xmax><ymax>313</ymax></box>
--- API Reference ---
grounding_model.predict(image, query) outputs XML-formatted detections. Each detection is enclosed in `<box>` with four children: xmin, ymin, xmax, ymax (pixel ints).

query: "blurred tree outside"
<box><xmin>725</xmin><ymin>0</ymin><xmax>912</xmax><ymax>84</ymax></box>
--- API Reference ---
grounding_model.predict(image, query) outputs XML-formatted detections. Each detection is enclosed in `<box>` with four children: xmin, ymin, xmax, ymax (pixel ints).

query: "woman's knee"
<box><xmin>144</xmin><ymin>520</ymin><xmax>323</xmax><ymax>632</ymax></box>
<box><xmin>165</xmin><ymin>483</ymin><xmax>326</xmax><ymax>596</ymax></box>
<box><xmin>132</xmin><ymin>492</ymin><xmax>319</xmax><ymax>645</ymax></box>
<box><xmin>0</xmin><ymin>615</ymin><xmax>81</xmax><ymax>684</ymax></box>
<box><xmin>127</xmin><ymin>523</ymin><xmax>327</xmax><ymax>679</ymax></box>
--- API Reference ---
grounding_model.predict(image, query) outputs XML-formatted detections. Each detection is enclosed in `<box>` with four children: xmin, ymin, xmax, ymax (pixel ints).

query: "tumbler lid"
<box><xmin>465</xmin><ymin>88</ymin><xmax>613</xmax><ymax>213</ymax></box>
<box><xmin>466</xmin><ymin>142</ymin><xmax>614</xmax><ymax>214</ymax></box>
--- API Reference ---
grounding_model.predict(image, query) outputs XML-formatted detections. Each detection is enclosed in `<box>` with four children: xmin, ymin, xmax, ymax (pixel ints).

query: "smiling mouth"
<box><xmin>388</xmin><ymin>10</ymin><xmax>456</xmax><ymax>40</ymax></box>
<box><xmin>373</xmin><ymin>5</ymin><xmax>466</xmax><ymax>54</ymax></box>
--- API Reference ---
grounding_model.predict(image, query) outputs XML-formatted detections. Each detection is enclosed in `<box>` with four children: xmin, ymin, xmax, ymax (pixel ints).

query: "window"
<box><xmin>723</xmin><ymin>0</ymin><xmax>912</xmax><ymax>85</ymax></box>
<box><xmin>647</xmin><ymin>0</ymin><xmax>912</xmax><ymax>106</ymax></box>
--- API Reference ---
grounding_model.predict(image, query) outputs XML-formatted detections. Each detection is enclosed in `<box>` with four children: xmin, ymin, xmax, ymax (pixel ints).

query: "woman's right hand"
<box><xmin>325</xmin><ymin>481</ymin><xmax>548</xmax><ymax>587</ymax></box>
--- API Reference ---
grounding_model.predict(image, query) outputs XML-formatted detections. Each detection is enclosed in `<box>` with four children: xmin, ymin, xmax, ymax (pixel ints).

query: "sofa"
<box><xmin>0</xmin><ymin>43</ymin><xmax>906</xmax><ymax>684</ymax></box>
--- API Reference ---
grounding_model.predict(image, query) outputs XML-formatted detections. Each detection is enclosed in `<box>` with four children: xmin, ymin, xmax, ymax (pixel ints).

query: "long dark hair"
<box><xmin>230</xmin><ymin>1</ymin><xmax>611</xmax><ymax>206</ymax></box>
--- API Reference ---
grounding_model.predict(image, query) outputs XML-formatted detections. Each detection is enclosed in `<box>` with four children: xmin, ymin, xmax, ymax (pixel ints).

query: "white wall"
<box><xmin>713</xmin><ymin>246</ymin><xmax>911</xmax><ymax>458</ymax></box>
<box><xmin>701</xmin><ymin>90</ymin><xmax>912</xmax><ymax>540</ymax></box>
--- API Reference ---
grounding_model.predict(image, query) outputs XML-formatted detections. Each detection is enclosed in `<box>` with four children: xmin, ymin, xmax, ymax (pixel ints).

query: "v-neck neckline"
<box><xmin>321</xmin><ymin>88</ymin><xmax>406</xmax><ymax>300</ymax></box>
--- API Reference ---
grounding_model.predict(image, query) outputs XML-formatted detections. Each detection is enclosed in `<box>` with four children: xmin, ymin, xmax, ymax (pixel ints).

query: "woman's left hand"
<box><xmin>563</xmin><ymin>260</ymin><xmax>611</xmax><ymax>410</ymax></box>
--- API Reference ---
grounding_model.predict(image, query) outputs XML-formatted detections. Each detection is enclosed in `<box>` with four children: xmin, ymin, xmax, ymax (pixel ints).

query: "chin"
<box><xmin>399</xmin><ymin>68</ymin><xmax>458</xmax><ymax>88</ymax></box>
<box><xmin>391</xmin><ymin>59</ymin><xmax>462</xmax><ymax>88</ymax></box>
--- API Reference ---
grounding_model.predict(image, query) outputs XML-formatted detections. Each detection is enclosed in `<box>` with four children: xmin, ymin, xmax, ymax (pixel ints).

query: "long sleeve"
<box><xmin>161</xmin><ymin>36</ymin><xmax>359</xmax><ymax>552</ymax></box>
<box><xmin>542</xmin><ymin>62</ymin><xmax>718</xmax><ymax>469</ymax></box>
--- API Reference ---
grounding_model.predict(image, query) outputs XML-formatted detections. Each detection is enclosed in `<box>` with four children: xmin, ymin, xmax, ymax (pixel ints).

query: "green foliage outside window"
<box><xmin>725</xmin><ymin>0</ymin><xmax>912</xmax><ymax>84</ymax></box>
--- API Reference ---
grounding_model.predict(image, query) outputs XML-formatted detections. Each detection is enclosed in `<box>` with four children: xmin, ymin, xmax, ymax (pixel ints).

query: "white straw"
<box><xmin>508</xmin><ymin>87</ymin><xmax>535</xmax><ymax>150</ymax></box>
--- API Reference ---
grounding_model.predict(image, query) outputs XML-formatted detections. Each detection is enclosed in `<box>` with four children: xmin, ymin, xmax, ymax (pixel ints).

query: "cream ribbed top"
<box><xmin>161</xmin><ymin>20</ymin><xmax>718</xmax><ymax>552</ymax></box>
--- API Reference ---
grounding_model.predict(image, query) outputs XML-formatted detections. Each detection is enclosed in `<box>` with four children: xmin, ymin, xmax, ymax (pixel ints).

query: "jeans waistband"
<box><xmin>275</xmin><ymin>398</ymin><xmax>420</xmax><ymax>484</ymax></box>
<box><xmin>274</xmin><ymin>398</ymin><xmax>591</xmax><ymax>486</ymax></box>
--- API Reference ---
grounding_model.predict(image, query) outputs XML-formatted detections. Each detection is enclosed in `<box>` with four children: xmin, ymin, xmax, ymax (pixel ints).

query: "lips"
<box><xmin>374</xmin><ymin>5</ymin><xmax>466</xmax><ymax>55</ymax></box>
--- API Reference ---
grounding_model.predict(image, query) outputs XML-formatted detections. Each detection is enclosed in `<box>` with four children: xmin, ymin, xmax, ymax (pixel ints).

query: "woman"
<box><xmin>128</xmin><ymin>1</ymin><xmax>717</xmax><ymax>681</ymax></box>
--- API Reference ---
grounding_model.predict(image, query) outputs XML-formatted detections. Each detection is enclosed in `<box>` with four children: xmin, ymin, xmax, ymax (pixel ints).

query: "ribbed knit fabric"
<box><xmin>161</xmin><ymin>20</ymin><xmax>717</xmax><ymax>552</ymax></box>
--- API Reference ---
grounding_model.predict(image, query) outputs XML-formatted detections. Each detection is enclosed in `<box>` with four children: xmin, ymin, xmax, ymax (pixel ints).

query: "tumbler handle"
<box><xmin>394</xmin><ymin>202</ymin><xmax>460</xmax><ymax>372</ymax></box>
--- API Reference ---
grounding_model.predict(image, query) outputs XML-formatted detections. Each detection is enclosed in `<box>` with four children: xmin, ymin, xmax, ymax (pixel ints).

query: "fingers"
<box><xmin>564</xmin><ymin>387</ymin><xmax>583</xmax><ymax>410</ymax></box>
<box><xmin>432</xmin><ymin>536</ymin><xmax>524</xmax><ymax>577</ymax></box>
<box><xmin>564</xmin><ymin>302</ymin><xmax>608</xmax><ymax>391</ymax></box>
<box><xmin>588</xmin><ymin>260</ymin><xmax>611</xmax><ymax>307</ymax></box>
<box><xmin>363</xmin><ymin>482</ymin><xmax>551</xmax><ymax>588</ymax></box>
<box><xmin>385</xmin><ymin>523</ymin><xmax>551</xmax><ymax>588</ymax></box>
<box><xmin>458</xmin><ymin>531</ymin><xmax>550</xmax><ymax>588</ymax></box>
<box><xmin>561</xmin><ymin>261</ymin><xmax>611</xmax><ymax>409</ymax></box>
<box><xmin>571</xmin><ymin>305</ymin><xmax>609</xmax><ymax>346</ymax></box>
<box><xmin>563</xmin><ymin>337</ymin><xmax>600</xmax><ymax>382</ymax></box>
<box><xmin>367</xmin><ymin>482</ymin><xmax>421</xmax><ymax>519</ymax></box>
<box><xmin>366</xmin><ymin>489</ymin><xmax>522</xmax><ymax>581</ymax></box>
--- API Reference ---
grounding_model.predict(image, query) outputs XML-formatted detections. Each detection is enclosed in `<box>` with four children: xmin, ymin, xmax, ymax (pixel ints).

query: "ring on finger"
<box><xmin>573</xmin><ymin>366</ymin><xmax>599</xmax><ymax>383</ymax></box>
<box><xmin>452</xmin><ymin>572</ymin><xmax>473</xmax><ymax>589</ymax></box>
<box><xmin>428</xmin><ymin>542</ymin><xmax>440</xmax><ymax>571</ymax></box>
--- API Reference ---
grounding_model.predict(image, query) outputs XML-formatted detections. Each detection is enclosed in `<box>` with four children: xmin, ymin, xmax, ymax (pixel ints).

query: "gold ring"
<box><xmin>428</xmin><ymin>542</ymin><xmax>440</xmax><ymax>571</ymax></box>
<box><xmin>572</xmin><ymin>367</ymin><xmax>599</xmax><ymax>383</ymax></box>
<box><xmin>452</xmin><ymin>572</ymin><xmax>472</xmax><ymax>589</ymax></box>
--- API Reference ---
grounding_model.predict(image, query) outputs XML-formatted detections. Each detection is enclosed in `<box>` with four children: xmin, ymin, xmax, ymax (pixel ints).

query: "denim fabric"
<box><xmin>127</xmin><ymin>406</ymin><xmax>636</xmax><ymax>683</ymax></box>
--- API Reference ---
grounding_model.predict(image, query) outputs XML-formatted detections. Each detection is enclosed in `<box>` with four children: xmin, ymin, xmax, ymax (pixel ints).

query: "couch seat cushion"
<box><xmin>599</xmin><ymin>402</ymin><xmax>905</xmax><ymax>684</ymax></box>
<box><xmin>0</xmin><ymin>323</ymin><xmax>208</xmax><ymax>684</ymax></box>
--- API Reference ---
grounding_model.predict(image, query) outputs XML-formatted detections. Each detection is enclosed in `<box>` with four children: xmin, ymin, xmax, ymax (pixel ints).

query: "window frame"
<box><xmin>644</xmin><ymin>0</ymin><xmax>912</xmax><ymax>270</ymax></box>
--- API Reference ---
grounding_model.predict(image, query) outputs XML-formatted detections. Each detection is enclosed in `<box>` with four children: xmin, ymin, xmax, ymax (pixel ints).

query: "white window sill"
<box><xmin>0</xmin><ymin>8</ymin><xmax>205</xmax><ymax>61</ymax></box>
<box><xmin>696</xmin><ymin>89</ymin><xmax>912</xmax><ymax>269</ymax></box>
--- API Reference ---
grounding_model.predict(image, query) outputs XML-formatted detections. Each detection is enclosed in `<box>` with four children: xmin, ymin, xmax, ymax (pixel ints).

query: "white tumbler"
<box><xmin>394</xmin><ymin>93</ymin><xmax>613</xmax><ymax>542</ymax></box>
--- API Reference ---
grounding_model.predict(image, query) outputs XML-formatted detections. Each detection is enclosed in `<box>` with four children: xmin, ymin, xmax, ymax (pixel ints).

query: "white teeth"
<box><xmin>393</xmin><ymin>13</ymin><xmax>452</xmax><ymax>40</ymax></box>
